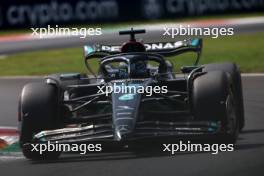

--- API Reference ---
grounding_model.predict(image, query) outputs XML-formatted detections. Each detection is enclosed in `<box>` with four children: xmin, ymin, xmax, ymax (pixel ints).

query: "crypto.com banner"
<box><xmin>0</xmin><ymin>0</ymin><xmax>264</xmax><ymax>29</ymax></box>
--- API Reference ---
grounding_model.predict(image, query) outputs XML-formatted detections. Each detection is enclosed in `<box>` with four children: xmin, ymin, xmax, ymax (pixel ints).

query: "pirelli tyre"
<box><xmin>192</xmin><ymin>71</ymin><xmax>239</xmax><ymax>144</ymax></box>
<box><xmin>203</xmin><ymin>62</ymin><xmax>245</xmax><ymax>131</ymax></box>
<box><xmin>19</xmin><ymin>82</ymin><xmax>61</xmax><ymax>160</ymax></box>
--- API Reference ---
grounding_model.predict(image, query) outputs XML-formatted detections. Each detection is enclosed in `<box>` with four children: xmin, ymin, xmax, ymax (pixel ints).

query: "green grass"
<box><xmin>0</xmin><ymin>32</ymin><xmax>264</xmax><ymax>76</ymax></box>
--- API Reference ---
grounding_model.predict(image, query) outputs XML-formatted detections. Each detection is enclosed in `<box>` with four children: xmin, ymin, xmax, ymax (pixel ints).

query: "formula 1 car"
<box><xmin>18</xmin><ymin>29</ymin><xmax>244</xmax><ymax>160</ymax></box>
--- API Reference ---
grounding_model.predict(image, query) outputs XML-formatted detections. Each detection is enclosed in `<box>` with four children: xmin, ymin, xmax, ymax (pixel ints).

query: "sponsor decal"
<box><xmin>118</xmin><ymin>94</ymin><xmax>135</xmax><ymax>101</ymax></box>
<box><xmin>142</xmin><ymin>0</ymin><xmax>163</xmax><ymax>19</ymax></box>
<box><xmin>117</xmin><ymin>125</ymin><xmax>130</xmax><ymax>132</ymax></box>
<box><xmin>1</xmin><ymin>0</ymin><xmax>264</xmax><ymax>28</ymax></box>
<box><xmin>145</xmin><ymin>41</ymin><xmax>184</xmax><ymax>50</ymax></box>
<box><xmin>3</xmin><ymin>0</ymin><xmax>119</xmax><ymax>27</ymax></box>
<box><xmin>165</xmin><ymin>0</ymin><xmax>264</xmax><ymax>16</ymax></box>
<box><xmin>85</xmin><ymin>41</ymin><xmax>187</xmax><ymax>54</ymax></box>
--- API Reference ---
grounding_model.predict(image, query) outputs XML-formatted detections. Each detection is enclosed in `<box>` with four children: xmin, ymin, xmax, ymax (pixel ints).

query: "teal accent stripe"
<box><xmin>191</xmin><ymin>39</ymin><xmax>199</xmax><ymax>46</ymax></box>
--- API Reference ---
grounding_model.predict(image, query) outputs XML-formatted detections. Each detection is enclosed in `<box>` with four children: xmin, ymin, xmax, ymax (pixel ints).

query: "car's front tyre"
<box><xmin>19</xmin><ymin>82</ymin><xmax>61</xmax><ymax>160</ymax></box>
<box><xmin>192</xmin><ymin>71</ymin><xmax>239</xmax><ymax>144</ymax></box>
<box><xmin>203</xmin><ymin>62</ymin><xmax>244</xmax><ymax>131</ymax></box>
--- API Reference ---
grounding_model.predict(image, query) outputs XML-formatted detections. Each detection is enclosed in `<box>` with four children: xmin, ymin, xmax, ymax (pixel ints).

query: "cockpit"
<box><xmin>99</xmin><ymin>53</ymin><xmax>168</xmax><ymax>79</ymax></box>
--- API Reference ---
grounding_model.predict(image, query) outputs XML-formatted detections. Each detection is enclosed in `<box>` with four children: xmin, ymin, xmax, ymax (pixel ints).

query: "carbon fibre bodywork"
<box><xmin>22</xmin><ymin>29</ymin><xmax>242</xmax><ymax>148</ymax></box>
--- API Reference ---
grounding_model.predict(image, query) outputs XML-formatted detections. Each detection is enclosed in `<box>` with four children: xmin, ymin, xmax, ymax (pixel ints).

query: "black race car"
<box><xmin>18</xmin><ymin>29</ymin><xmax>244</xmax><ymax>160</ymax></box>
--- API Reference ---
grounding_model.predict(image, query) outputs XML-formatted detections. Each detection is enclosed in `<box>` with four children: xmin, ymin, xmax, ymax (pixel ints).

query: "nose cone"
<box><xmin>115</xmin><ymin>126</ymin><xmax>132</xmax><ymax>141</ymax></box>
<box><xmin>110</xmin><ymin>80</ymin><xmax>151</xmax><ymax>141</ymax></box>
<box><xmin>112</xmin><ymin>93</ymin><xmax>142</xmax><ymax>141</ymax></box>
<box><xmin>112</xmin><ymin>104</ymin><xmax>138</xmax><ymax>141</ymax></box>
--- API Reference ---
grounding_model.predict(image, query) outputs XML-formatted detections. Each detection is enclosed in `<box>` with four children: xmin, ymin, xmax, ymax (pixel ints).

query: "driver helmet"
<box><xmin>130</xmin><ymin>60</ymin><xmax>148</xmax><ymax>78</ymax></box>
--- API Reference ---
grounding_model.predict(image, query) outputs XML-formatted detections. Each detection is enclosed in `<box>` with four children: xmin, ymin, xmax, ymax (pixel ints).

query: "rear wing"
<box><xmin>83</xmin><ymin>38</ymin><xmax>202</xmax><ymax>75</ymax></box>
<box><xmin>84</xmin><ymin>38</ymin><xmax>202</xmax><ymax>59</ymax></box>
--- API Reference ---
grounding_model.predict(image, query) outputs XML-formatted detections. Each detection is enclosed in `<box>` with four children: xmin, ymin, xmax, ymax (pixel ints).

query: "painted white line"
<box><xmin>228</xmin><ymin>17</ymin><xmax>264</xmax><ymax>25</ymax></box>
<box><xmin>241</xmin><ymin>73</ymin><xmax>264</xmax><ymax>77</ymax></box>
<box><xmin>0</xmin><ymin>154</ymin><xmax>24</xmax><ymax>161</ymax></box>
<box><xmin>0</xmin><ymin>126</ymin><xmax>17</xmax><ymax>130</ymax></box>
<box><xmin>0</xmin><ymin>76</ymin><xmax>42</xmax><ymax>79</ymax></box>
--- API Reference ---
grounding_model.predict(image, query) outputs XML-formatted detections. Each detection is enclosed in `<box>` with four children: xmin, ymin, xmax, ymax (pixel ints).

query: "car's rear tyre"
<box><xmin>192</xmin><ymin>71</ymin><xmax>239</xmax><ymax>143</ymax></box>
<box><xmin>203</xmin><ymin>62</ymin><xmax>244</xmax><ymax>131</ymax></box>
<box><xmin>19</xmin><ymin>82</ymin><xmax>61</xmax><ymax>160</ymax></box>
